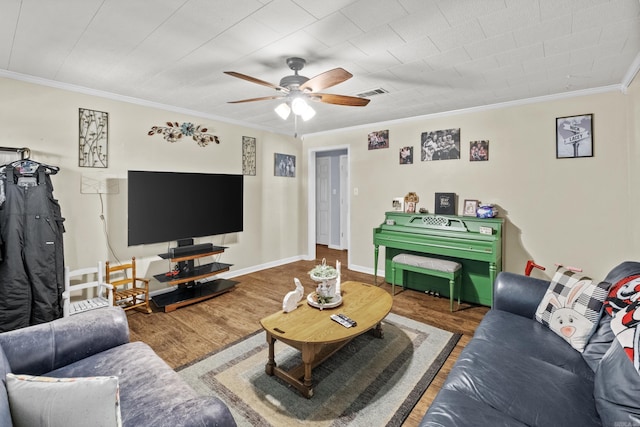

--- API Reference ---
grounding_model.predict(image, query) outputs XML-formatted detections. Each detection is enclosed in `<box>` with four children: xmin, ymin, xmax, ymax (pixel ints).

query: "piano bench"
<box><xmin>391</xmin><ymin>254</ymin><xmax>462</xmax><ymax>311</ymax></box>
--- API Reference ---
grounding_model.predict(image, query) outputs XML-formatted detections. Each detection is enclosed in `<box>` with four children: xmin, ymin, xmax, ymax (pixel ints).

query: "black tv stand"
<box><xmin>152</xmin><ymin>245</ymin><xmax>236</xmax><ymax>312</ymax></box>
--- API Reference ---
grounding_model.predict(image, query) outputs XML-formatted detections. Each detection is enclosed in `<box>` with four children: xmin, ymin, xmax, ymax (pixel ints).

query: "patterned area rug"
<box><xmin>177</xmin><ymin>313</ymin><xmax>460</xmax><ymax>427</ymax></box>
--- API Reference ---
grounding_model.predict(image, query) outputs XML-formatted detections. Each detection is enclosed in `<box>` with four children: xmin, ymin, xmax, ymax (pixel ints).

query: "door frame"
<box><xmin>315</xmin><ymin>156</ymin><xmax>331</xmax><ymax>246</ymax></box>
<box><xmin>307</xmin><ymin>145</ymin><xmax>350</xmax><ymax>265</ymax></box>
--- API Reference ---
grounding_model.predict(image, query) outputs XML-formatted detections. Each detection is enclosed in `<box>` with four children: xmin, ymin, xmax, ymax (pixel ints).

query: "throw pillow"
<box><xmin>6</xmin><ymin>374</ymin><xmax>122</xmax><ymax>427</ymax></box>
<box><xmin>535</xmin><ymin>266</ymin><xmax>609</xmax><ymax>352</ymax></box>
<box><xmin>603</xmin><ymin>274</ymin><xmax>640</xmax><ymax>317</ymax></box>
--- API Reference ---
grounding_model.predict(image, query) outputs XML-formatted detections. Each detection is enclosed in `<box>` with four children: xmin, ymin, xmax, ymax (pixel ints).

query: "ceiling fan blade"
<box><xmin>300</xmin><ymin>68</ymin><xmax>352</xmax><ymax>92</ymax></box>
<box><xmin>224</xmin><ymin>71</ymin><xmax>287</xmax><ymax>91</ymax></box>
<box><xmin>227</xmin><ymin>95</ymin><xmax>284</xmax><ymax>104</ymax></box>
<box><xmin>313</xmin><ymin>93</ymin><xmax>370</xmax><ymax>107</ymax></box>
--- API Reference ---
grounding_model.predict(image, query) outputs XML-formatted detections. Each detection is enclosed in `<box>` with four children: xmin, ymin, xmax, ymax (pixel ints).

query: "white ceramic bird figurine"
<box><xmin>282</xmin><ymin>278</ymin><xmax>304</xmax><ymax>313</ymax></box>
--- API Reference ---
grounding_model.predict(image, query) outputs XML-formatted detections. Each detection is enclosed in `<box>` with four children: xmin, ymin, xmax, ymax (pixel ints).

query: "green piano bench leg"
<box><xmin>391</xmin><ymin>261</ymin><xmax>404</xmax><ymax>296</ymax></box>
<box><xmin>390</xmin><ymin>254</ymin><xmax>462</xmax><ymax>312</ymax></box>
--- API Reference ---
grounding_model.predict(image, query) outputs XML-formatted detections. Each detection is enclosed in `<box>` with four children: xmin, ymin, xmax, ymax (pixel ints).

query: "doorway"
<box><xmin>307</xmin><ymin>147</ymin><xmax>349</xmax><ymax>263</ymax></box>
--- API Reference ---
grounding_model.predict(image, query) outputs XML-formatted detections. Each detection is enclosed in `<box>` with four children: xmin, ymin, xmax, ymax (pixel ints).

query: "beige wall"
<box><xmin>1</xmin><ymin>73</ymin><xmax>639</xmax><ymax>290</ymax></box>
<box><xmin>628</xmin><ymin>77</ymin><xmax>640</xmax><ymax>259</ymax></box>
<box><xmin>0</xmin><ymin>76</ymin><xmax>302</xmax><ymax>291</ymax></box>
<box><xmin>303</xmin><ymin>81</ymin><xmax>640</xmax><ymax>282</ymax></box>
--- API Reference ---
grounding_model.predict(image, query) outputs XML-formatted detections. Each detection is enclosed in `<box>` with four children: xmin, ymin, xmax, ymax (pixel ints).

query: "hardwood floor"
<box><xmin>126</xmin><ymin>246</ymin><xmax>489</xmax><ymax>426</ymax></box>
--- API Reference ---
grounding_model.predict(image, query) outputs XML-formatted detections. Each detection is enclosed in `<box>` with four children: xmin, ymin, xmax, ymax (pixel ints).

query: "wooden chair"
<box><xmin>63</xmin><ymin>262</ymin><xmax>114</xmax><ymax>317</ymax></box>
<box><xmin>105</xmin><ymin>257</ymin><xmax>151</xmax><ymax>313</ymax></box>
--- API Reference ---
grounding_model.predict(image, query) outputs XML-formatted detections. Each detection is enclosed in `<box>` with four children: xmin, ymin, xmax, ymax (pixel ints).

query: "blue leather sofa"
<box><xmin>420</xmin><ymin>262</ymin><xmax>640</xmax><ymax>427</ymax></box>
<box><xmin>0</xmin><ymin>307</ymin><xmax>236</xmax><ymax>426</ymax></box>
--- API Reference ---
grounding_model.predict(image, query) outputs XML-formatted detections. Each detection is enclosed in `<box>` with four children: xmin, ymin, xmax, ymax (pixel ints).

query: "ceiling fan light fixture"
<box><xmin>290</xmin><ymin>97</ymin><xmax>316</xmax><ymax>121</ymax></box>
<box><xmin>301</xmin><ymin>104</ymin><xmax>316</xmax><ymax>121</ymax></box>
<box><xmin>291</xmin><ymin>97</ymin><xmax>308</xmax><ymax>116</ymax></box>
<box><xmin>275</xmin><ymin>102</ymin><xmax>291</xmax><ymax>120</ymax></box>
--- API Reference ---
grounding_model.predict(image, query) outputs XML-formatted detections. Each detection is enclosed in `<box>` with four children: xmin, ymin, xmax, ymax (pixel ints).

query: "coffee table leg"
<box><xmin>301</xmin><ymin>343</ymin><xmax>315</xmax><ymax>398</ymax></box>
<box><xmin>265</xmin><ymin>332</ymin><xmax>276</xmax><ymax>376</ymax></box>
<box><xmin>372</xmin><ymin>322</ymin><xmax>384</xmax><ymax>339</ymax></box>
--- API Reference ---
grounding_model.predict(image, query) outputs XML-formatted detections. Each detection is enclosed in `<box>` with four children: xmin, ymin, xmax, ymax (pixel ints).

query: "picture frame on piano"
<box><xmin>435</xmin><ymin>192</ymin><xmax>456</xmax><ymax>215</ymax></box>
<box><xmin>463</xmin><ymin>199</ymin><xmax>479</xmax><ymax>216</ymax></box>
<box><xmin>391</xmin><ymin>197</ymin><xmax>404</xmax><ymax>212</ymax></box>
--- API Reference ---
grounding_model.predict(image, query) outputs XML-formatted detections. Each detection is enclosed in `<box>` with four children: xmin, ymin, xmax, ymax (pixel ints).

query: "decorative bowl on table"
<box><xmin>306</xmin><ymin>291</ymin><xmax>342</xmax><ymax>309</ymax></box>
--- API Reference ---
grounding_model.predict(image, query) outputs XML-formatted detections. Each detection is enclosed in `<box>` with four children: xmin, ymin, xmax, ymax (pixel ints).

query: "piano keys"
<box><xmin>373</xmin><ymin>212</ymin><xmax>503</xmax><ymax>306</ymax></box>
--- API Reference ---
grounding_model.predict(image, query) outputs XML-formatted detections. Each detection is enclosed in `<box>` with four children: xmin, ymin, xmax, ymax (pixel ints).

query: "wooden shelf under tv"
<box><xmin>152</xmin><ymin>248</ymin><xmax>235</xmax><ymax>312</ymax></box>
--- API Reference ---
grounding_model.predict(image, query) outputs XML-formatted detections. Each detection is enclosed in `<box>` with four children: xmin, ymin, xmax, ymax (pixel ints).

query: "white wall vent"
<box><xmin>356</xmin><ymin>87</ymin><xmax>389</xmax><ymax>97</ymax></box>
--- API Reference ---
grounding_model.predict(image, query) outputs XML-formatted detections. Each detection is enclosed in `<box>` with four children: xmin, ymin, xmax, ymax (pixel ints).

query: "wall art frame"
<box><xmin>274</xmin><ymin>153</ymin><xmax>295</xmax><ymax>177</ymax></box>
<box><xmin>421</xmin><ymin>128</ymin><xmax>460</xmax><ymax>161</ymax></box>
<box><xmin>368</xmin><ymin>129</ymin><xmax>389</xmax><ymax>150</ymax></box>
<box><xmin>242</xmin><ymin>136</ymin><xmax>256</xmax><ymax>176</ymax></box>
<box><xmin>399</xmin><ymin>146</ymin><xmax>413</xmax><ymax>164</ymax></box>
<box><xmin>556</xmin><ymin>114</ymin><xmax>593</xmax><ymax>158</ymax></box>
<box><xmin>470</xmin><ymin>140</ymin><xmax>489</xmax><ymax>161</ymax></box>
<box><xmin>79</xmin><ymin>108</ymin><xmax>108</xmax><ymax>168</ymax></box>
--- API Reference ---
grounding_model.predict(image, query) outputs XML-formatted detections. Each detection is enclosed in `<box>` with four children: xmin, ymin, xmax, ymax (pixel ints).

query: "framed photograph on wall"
<box><xmin>420</xmin><ymin>128</ymin><xmax>460</xmax><ymax>161</ymax></box>
<box><xmin>463</xmin><ymin>199</ymin><xmax>479</xmax><ymax>216</ymax></box>
<box><xmin>470</xmin><ymin>140</ymin><xmax>489</xmax><ymax>161</ymax></box>
<box><xmin>274</xmin><ymin>153</ymin><xmax>295</xmax><ymax>177</ymax></box>
<box><xmin>399</xmin><ymin>146</ymin><xmax>413</xmax><ymax>164</ymax></box>
<box><xmin>368</xmin><ymin>129</ymin><xmax>389</xmax><ymax>150</ymax></box>
<box><xmin>556</xmin><ymin>114</ymin><xmax>593</xmax><ymax>158</ymax></box>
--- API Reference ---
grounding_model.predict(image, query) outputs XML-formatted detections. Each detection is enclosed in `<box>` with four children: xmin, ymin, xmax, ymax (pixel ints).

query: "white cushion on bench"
<box><xmin>392</xmin><ymin>254</ymin><xmax>461</xmax><ymax>273</ymax></box>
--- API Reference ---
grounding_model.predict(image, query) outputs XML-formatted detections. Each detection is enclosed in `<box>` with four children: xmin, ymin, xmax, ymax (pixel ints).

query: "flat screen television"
<box><xmin>128</xmin><ymin>170</ymin><xmax>243</xmax><ymax>246</ymax></box>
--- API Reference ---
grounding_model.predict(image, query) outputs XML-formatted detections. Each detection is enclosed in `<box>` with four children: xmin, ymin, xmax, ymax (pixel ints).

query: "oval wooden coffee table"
<box><xmin>259</xmin><ymin>280</ymin><xmax>393</xmax><ymax>398</ymax></box>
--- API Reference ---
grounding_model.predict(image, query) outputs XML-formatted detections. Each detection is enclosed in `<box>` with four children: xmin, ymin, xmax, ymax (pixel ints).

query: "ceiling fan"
<box><xmin>224</xmin><ymin>57</ymin><xmax>370</xmax><ymax>121</ymax></box>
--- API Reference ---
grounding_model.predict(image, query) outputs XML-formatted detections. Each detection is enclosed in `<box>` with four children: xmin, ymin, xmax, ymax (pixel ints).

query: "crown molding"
<box><xmin>0</xmin><ymin>69</ymin><xmax>276</xmax><ymax>134</ymax></box>
<box><xmin>304</xmin><ymin>84</ymin><xmax>623</xmax><ymax>138</ymax></box>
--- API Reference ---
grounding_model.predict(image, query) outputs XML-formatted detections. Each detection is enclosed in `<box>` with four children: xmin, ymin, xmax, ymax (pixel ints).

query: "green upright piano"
<box><xmin>373</xmin><ymin>212</ymin><xmax>503</xmax><ymax>306</ymax></box>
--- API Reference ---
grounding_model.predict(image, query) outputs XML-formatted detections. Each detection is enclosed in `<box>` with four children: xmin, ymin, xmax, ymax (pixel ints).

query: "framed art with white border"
<box><xmin>463</xmin><ymin>199</ymin><xmax>479</xmax><ymax>216</ymax></box>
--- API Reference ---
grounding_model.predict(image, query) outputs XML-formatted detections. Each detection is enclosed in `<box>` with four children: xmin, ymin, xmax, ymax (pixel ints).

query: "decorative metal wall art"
<box><xmin>148</xmin><ymin>122</ymin><xmax>220</xmax><ymax>147</ymax></box>
<box><xmin>242</xmin><ymin>136</ymin><xmax>256</xmax><ymax>175</ymax></box>
<box><xmin>79</xmin><ymin>108</ymin><xmax>108</xmax><ymax>168</ymax></box>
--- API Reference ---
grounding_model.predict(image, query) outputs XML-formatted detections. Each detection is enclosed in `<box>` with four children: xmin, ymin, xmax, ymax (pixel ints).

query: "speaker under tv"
<box><xmin>127</xmin><ymin>170</ymin><xmax>243</xmax><ymax>246</ymax></box>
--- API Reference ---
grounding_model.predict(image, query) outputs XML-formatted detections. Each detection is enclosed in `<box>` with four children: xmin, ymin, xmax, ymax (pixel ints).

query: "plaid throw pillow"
<box><xmin>535</xmin><ymin>266</ymin><xmax>610</xmax><ymax>352</ymax></box>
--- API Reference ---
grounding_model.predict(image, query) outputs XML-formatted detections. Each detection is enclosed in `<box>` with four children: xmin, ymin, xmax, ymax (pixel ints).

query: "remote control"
<box><xmin>330</xmin><ymin>314</ymin><xmax>352</xmax><ymax>328</ymax></box>
<box><xmin>337</xmin><ymin>313</ymin><xmax>357</xmax><ymax>327</ymax></box>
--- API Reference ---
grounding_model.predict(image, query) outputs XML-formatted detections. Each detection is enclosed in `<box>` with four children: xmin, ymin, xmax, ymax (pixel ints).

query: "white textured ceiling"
<box><xmin>1</xmin><ymin>0</ymin><xmax>639</xmax><ymax>136</ymax></box>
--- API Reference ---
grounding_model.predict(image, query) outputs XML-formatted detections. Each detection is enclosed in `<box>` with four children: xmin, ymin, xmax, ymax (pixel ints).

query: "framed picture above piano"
<box><xmin>435</xmin><ymin>192</ymin><xmax>456</xmax><ymax>215</ymax></box>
